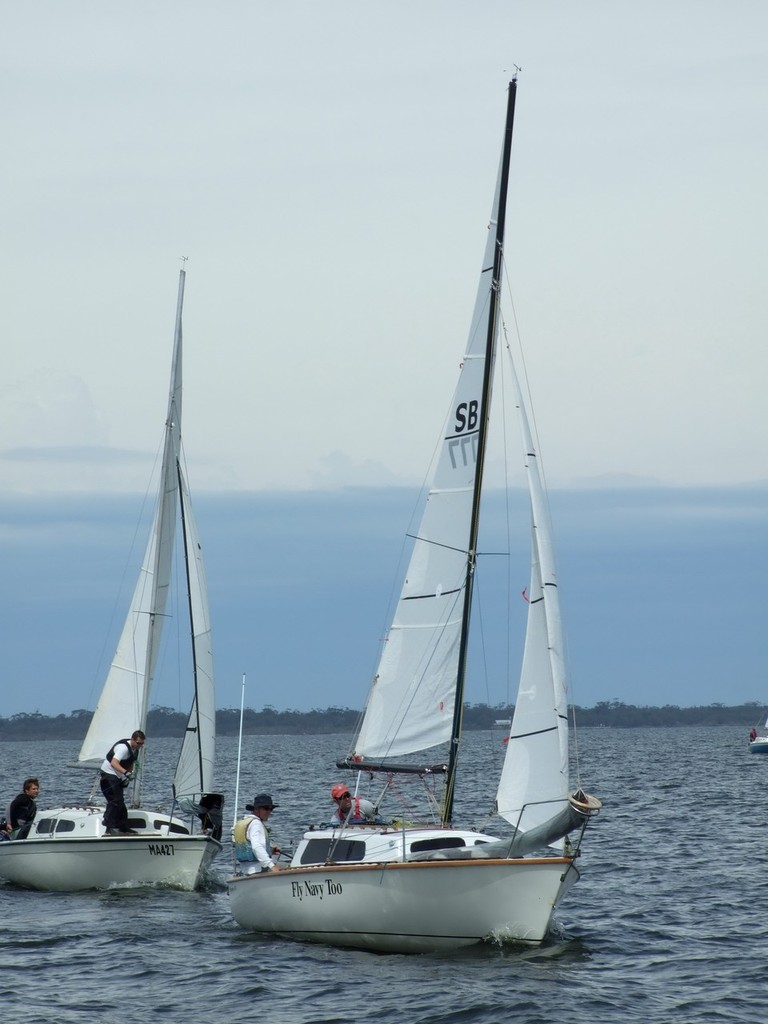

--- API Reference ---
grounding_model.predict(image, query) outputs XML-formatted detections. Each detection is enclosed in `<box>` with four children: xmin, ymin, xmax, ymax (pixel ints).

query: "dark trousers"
<box><xmin>100</xmin><ymin>773</ymin><xmax>128</xmax><ymax>831</ymax></box>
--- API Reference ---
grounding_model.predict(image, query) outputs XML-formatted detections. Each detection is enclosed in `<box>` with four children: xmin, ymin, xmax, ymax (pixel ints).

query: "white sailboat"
<box><xmin>0</xmin><ymin>269</ymin><xmax>223</xmax><ymax>892</ymax></box>
<box><xmin>748</xmin><ymin>714</ymin><xmax>768</xmax><ymax>753</ymax></box>
<box><xmin>228</xmin><ymin>79</ymin><xmax>601</xmax><ymax>952</ymax></box>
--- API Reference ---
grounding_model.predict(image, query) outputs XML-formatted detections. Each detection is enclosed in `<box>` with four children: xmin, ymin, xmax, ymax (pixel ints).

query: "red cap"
<box><xmin>331</xmin><ymin>784</ymin><xmax>350</xmax><ymax>800</ymax></box>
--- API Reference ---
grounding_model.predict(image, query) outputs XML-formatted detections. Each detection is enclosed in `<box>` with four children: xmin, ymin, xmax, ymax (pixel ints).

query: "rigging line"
<box><xmin>404</xmin><ymin>532</ymin><xmax>469</xmax><ymax>555</ymax></box>
<box><xmin>472</xmin><ymin>560</ymin><xmax>494</xmax><ymax>713</ymax></box>
<box><xmin>175</xmin><ymin>441</ymin><xmax>195</xmax><ymax>716</ymax></box>
<box><xmin>169</xmin><ymin>485</ymin><xmax>184</xmax><ymax>718</ymax></box>
<box><xmin>495</xmin><ymin>306</ymin><xmax>515</xmax><ymax>710</ymax></box>
<box><xmin>178</xmin><ymin>464</ymin><xmax>204</xmax><ymax>792</ymax></box>
<box><xmin>406</xmin><ymin>537</ymin><xmax>510</xmax><ymax>561</ymax></box>
<box><xmin>499</xmin><ymin>258</ymin><xmax>542</xmax><ymax>479</ymax></box>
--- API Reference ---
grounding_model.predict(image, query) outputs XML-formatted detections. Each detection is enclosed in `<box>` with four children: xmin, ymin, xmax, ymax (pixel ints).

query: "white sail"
<box><xmin>79</xmin><ymin>272</ymin><xmax>185</xmax><ymax>791</ymax></box>
<box><xmin>353</xmin><ymin>152</ymin><xmax>506</xmax><ymax>760</ymax></box>
<box><xmin>173</xmin><ymin>464</ymin><xmax>216</xmax><ymax>801</ymax></box>
<box><xmin>0</xmin><ymin>268</ymin><xmax>223</xmax><ymax>896</ymax></box>
<box><xmin>495</xmin><ymin>347</ymin><xmax>569</xmax><ymax>834</ymax></box>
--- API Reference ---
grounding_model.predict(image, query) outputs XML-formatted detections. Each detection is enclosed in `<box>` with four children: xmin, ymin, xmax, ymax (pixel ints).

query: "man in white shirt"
<box><xmin>244</xmin><ymin>793</ymin><xmax>282</xmax><ymax>874</ymax></box>
<box><xmin>100</xmin><ymin>730</ymin><xmax>145</xmax><ymax>835</ymax></box>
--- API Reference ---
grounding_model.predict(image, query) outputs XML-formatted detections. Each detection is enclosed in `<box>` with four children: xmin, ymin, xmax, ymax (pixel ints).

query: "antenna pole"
<box><xmin>233</xmin><ymin>674</ymin><xmax>246</xmax><ymax>833</ymax></box>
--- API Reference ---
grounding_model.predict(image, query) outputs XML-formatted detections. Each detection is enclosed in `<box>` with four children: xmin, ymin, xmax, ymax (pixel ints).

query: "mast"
<box><xmin>134</xmin><ymin>267</ymin><xmax>184</xmax><ymax>806</ymax></box>
<box><xmin>169</xmin><ymin>266</ymin><xmax>216</xmax><ymax>804</ymax></box>
<box><xmin>442</xmin><ymin>79</ymin><xmax>517</xmax><ymax>824</ymax></box>
<box><xmin>142</xmin><ymin>268</ymin><xmax>185</xmax><ymax>727</ymax></box>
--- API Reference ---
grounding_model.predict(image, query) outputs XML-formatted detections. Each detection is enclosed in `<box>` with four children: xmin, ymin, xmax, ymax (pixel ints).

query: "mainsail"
<box><xmin>352</xmin><ymin>135</ymin><xmax>510</xmax><ymax>762</ymax></box>
<box><xmin>78</xmin><ymin>269</ymin><xmax>215</xmax><ymax>809</ymax></box>
<box><xmin>78</xmin><ymin>273</ymin><xmax>184</xmax><ymax>783</ymax></box>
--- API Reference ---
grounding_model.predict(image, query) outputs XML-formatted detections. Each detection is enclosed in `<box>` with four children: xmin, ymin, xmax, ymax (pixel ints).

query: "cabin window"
<box><xmin>55</xmin><ymin>819</ymin><xmax>75</xmax><ymax>833</ymax></box>
<box><xmin>299</xmin><ymin>838</ymin><xmax>366</xmax><ymax>865</ymax></box>
<box><xmin>151</xmin><ymin>819</ymin><xmax>189</xmax><ymax>835</ymax></box>
<box><xmin>34</xmin><ymin>819</ymin><xmax>56</xmax><ymax>835</ymax></box>
<box><xmin>409</xmin><ymin>836</ymin><xmax>467</xmax><ymax>853</ymax></box>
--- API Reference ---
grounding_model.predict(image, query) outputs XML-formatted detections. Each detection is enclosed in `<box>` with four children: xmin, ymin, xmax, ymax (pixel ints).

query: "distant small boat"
<box><xmin>0</xmin><ymin>270</ymin><xmax>224</xmax><ymax>891</ymax></box>
<box><xmin>749</xmin><ymin>715</ymin><xmax>768</xmax><ymax>754</ymax></box>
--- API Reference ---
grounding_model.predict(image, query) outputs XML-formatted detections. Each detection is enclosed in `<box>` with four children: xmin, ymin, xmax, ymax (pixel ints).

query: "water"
<box><xmin>0</xmin><ymin>726</ymin><xmax>763</xmax><ymax>1023</ymax></box>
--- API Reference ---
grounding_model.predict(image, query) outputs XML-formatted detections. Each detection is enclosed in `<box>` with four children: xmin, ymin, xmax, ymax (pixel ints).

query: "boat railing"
<box><xmin>499</xmin><ymin>794</ymin><xmax>598</xmax><ymax>858</ymax></box>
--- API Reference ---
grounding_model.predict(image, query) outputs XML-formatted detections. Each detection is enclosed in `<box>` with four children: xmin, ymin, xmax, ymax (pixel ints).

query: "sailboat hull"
<box><xmin>228</xmin><ymin>857</ymin><xmax>579</xmax><ymax>953</ymax></box>
<box><xmin>72</xmin><ymin>270</ymin><xmax>222</xmax><ymax>893</ymax></box>
<box><xmin>0</xmin><ymin>835</ymin><xmax>221</xmax><ymax>892</ymax></box>
<box><xmin>0</xmin><ymin>806</ymin><xmax>221</xmax><ymax>891</ymax></box>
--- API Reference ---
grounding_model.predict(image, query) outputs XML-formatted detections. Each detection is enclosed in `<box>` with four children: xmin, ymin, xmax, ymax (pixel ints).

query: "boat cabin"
<box><xmin>24</xmin><ymin>805</ymin><xmax>192</xmax><ymax>840</ymax></box>
<box><xmin>291</xmin><ymin>826</ymin><xmax>497</xmax><ymax>868</ymax></box>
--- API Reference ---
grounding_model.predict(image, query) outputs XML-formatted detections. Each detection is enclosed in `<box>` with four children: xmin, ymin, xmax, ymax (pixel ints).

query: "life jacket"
<box><xmin>336</xmin><ymin>796</ymin><xmax>368</xmax><ymax>824</ymax></box>
<box><xmin>233</xmin><ymin>815</ymin><xmax>257</xmax><ymax>861</ymax></box>
<box><xmin>106</xmin><ymin>739</ymin><xmax>139</xmax><ymax>771</ymax></box>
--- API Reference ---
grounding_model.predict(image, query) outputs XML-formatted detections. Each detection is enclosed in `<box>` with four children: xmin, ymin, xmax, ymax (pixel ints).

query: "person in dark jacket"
<box><xmin>9</xmin><ymin>777</ymin><xmax>40</xmax><ymax>839</ymax></box>
<box><xmin>99</xmin><ymin>731</ymin><xmax>145</xmax><ymax>835</ymax></box>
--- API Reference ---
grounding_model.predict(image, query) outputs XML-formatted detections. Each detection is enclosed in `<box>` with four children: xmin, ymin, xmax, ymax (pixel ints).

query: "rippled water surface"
<box><xmin>1</xmin><ymin>727</ymin><xmax>763</xmax><ymax>1023</ymax></box>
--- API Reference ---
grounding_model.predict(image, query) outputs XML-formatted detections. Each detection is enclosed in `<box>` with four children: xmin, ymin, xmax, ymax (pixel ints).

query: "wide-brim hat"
<box><xmin>247</xmin><ymin>792</ymin><xmax>278</xmax><ymax>811</ymax></box>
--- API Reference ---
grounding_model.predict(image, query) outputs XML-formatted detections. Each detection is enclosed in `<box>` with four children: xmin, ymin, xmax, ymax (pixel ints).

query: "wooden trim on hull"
<box><xmin>229</xmin><ymin>855</ymin><xmax>574</xmax><ymax>883</ymax></box>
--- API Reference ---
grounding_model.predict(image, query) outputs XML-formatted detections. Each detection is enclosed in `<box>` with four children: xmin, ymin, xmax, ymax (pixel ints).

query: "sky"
<box><xmin>1</xmin><ymin>3</ymin><xmax>767</xmax><ymax>717</ymax></box>
<box><xmin>2</xmin><ymin>1</ymin><xmax>767</xmax><ymax>495</ymax></box>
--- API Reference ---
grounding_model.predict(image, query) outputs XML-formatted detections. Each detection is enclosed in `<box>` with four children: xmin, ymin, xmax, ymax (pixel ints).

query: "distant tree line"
<box><xmin>0</xmin><ymin>701</ymin><xmax>763</xmax><ymax>741</ymax></box>
<box><xmin>572</xmin><ymin>700</ymin><xmax>764</xmax><ymax>728</ymax></box>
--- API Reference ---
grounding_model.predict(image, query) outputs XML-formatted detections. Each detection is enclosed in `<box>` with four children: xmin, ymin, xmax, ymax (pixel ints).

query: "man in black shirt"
<box><xmin>9</xmin><ymin>777</ymin><xmax>39</xmax><ymax>839</ymax></box>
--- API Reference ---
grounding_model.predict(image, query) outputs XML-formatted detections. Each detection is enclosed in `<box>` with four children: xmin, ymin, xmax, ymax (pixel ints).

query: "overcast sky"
<box><xmin>2</xmin><ymin>4</ymin><xmax>766</xmax><ymax>719</ymax></box>
<box><xmin>2</xmin><ymin>2</ymin><xmax>767</xmax><ymax>495</ymax></box>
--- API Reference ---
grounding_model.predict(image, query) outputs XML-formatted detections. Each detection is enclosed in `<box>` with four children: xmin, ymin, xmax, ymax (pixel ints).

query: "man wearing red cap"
<box><xmin>329</xmin><ymin>784</ymin><xmax>378</xmax><ymax>825</ymax></box>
